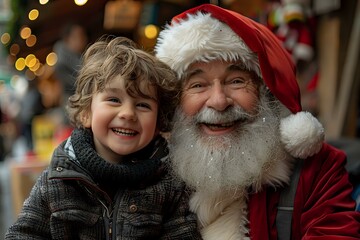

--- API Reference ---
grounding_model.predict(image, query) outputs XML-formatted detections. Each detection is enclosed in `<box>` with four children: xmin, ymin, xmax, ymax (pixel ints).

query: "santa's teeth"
<box><xmin>220</xmin><ymin>122</ymin><xmax>234</xmax><ymax>127</ymax></box>
<box><xmin>207</xmin><ymin>122</ymin><xmax>234</xmax><ymax>128</ymax></box>
<box><xmin>208</xmin><ymin>125</ymin><xmax>227</xmax><ymax>130</ymax></box>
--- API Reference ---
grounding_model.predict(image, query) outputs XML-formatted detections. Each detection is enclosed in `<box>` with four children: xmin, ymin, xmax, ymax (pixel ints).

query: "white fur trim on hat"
<box><xmin>155</xmin><ymin>12</ymin><xmax>261</xmax><ymax>79</ymax></box>
<box><xmin>280</xmin><ymin>111</ymin><xmax>324</xmax><ymax>159</ymax></box>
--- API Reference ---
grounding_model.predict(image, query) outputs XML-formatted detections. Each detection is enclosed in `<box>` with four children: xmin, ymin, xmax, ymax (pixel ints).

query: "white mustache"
<box><xmin>194</xmin><ymin>106</ymin><xmax>255</xmax><ymax>124</ymax></box>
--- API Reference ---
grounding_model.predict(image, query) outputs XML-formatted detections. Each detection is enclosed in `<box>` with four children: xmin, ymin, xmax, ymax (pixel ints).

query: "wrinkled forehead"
<box><xmin>183</xmin><ymin>59</ymin><xmax>262</xmax><ymax>85</ymax></box>
<box><xmin>187</xmin><ymin>59</ymin><xmax>251</xmax><ymax>72</ymax></box>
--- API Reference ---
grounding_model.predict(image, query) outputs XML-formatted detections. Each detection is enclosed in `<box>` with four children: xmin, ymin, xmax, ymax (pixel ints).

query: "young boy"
<box><xmin>5</xmin><ymin>37</ymin><xmax>201</xmax><ymax>239</ymax></box>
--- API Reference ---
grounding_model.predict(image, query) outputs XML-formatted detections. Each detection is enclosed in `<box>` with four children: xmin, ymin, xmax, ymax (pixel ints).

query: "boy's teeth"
<box><xmin>112</xmin><ymin>128</ymin><xmax>137</xmax><ymax>136</ymax></box>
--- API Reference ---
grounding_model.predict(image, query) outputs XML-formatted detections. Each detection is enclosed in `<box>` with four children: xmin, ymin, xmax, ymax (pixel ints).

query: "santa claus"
<box><xmin>155</xmin><ymin>4</ymin><xmax>359</xmax><ymax>240</ymax></box>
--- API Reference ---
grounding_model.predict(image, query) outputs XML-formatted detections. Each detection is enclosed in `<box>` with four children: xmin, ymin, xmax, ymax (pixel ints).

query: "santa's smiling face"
<box><xmin>169</xmin><ymin>61</ymin><xmax>292</xmax><ymax>193</ymax></box>
<box><xmin>180</xmin><ymin>60</ymin><xmax>261</xmax><ymax>136</ymax></box>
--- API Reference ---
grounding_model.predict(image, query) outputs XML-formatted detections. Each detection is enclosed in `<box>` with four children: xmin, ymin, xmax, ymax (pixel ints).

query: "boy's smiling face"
<box><xmin>83</xmin><ymin>75</ymin><xmax>159</xmax><ymax>163</ymax></box>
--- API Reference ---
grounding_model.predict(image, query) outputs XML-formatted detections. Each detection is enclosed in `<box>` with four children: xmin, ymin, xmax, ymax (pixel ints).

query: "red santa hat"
<box><xmin>155</xmin><ymin>4</ymin><xmax>324</xmax><ymax>159</ymax></box>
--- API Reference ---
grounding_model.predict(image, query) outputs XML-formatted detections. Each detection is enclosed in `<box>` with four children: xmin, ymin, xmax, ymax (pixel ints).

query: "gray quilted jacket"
<box><xmin>5</xmin><ymin>139</ymin><xmax>201</xmax><ymax>240</ymax></box>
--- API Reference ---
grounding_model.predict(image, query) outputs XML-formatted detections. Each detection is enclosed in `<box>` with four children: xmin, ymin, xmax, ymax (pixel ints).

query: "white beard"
<box><xmin>169</xmin><ymin>95</ymin><xmax>293</xmax><ymax>194</ymax></box>
<box><xmin>169</xmin><ymin>95</ymin><xmax>294</xmax><ymax>239</ymax></box>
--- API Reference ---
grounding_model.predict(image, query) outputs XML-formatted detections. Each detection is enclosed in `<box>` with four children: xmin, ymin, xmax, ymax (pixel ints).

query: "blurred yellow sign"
<box><xmin>32</xmin><ymin>115</ymin><xmax>56</xmax><ymax>162</ymax></box>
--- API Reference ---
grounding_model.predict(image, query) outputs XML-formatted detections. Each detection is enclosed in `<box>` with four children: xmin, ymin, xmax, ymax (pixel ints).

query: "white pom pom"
<box><xmin>280</xmin><ymin>111</ymin><xmax>324</xmax><ymax>159</ymax></box>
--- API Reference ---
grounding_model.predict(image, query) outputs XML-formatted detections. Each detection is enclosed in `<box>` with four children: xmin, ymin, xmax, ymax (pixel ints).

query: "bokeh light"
<box><xmin>20</xmin><ymin>27</ymin><xmax>31</xmax><ymax>39</ymax></box>
<box><xmin>15</xmin><ymin>58</ymin><xmax>26</xmax><ymax>71</ymax></box>
<box><xmin>39</xmin><ymin>0</ymin><xmax>49</xmax><ymax>5</ymax></box>
<box><xmin>29</xmin><ymin>9</ymin><xmax>39</xmax><ymax>21</ymax></box>
<box><xmin>46</xmin><ymin>52</ymin><xmax>57</xmax><ymax>66</ymax></box>
<box><xmin>1</xmin><ymin>33</ymin><xmax>11</xmax><ymax>45</ymax></box>
<box><xmin>144</xmin><ymin>24</ymin><xmax>158</xmax><ymax>39</ymax></box>
<box><xmin>74</xmin><ymin>0</ymin><xmax>88</xmax><ymax>6</ymax></box>
<box><xmin>26</xmin><ymin>35</ymin><xmax>37</xmax><ymax>47</ymax></box>
<box><xmin>9</xmin><ymin>44</ymin><xmax>20</xmax><ymax>56</ymax></box>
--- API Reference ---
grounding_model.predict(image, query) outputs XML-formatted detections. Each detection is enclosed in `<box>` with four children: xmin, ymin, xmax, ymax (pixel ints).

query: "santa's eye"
<box><xmin>189</xmin><ymin>83</ymin><xmax>204</xmax><ymax>89</ymax></box>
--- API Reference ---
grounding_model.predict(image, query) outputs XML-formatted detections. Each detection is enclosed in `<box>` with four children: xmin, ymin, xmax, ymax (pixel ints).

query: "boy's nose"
<box><xmin>119</xmin><ymin>104</ymin><xmax>137</xmax><ymax>121</ymax></box>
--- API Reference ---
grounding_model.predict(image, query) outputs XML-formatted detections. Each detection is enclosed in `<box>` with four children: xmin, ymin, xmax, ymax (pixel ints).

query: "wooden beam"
<box><xmin>334</xmin><ymin>0</ymin><xmax>360</xmax><ymax>137</ymax></box>
<box><xmin>319</xmin><ymin>0</ymin><xmax>360</xmax><ymax>139</ymax></box>
<box><xmin>317</xmin><ymin>16</ymin><xmax>340</xmax><ymax>138</ymax></box>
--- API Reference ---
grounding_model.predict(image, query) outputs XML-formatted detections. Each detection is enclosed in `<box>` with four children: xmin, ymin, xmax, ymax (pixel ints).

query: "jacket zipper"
<box><xmin>83</xmin><ymin>186</ymin><xmax>114</xmax><ymax>240</ymax></box>
<box><xmin>99</xmin><ymin>198</ymin><xmax>114</xmax><ymax>240</ymax></box>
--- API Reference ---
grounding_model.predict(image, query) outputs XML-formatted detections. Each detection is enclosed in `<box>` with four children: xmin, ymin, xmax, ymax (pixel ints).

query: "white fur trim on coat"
<box><xmin>190</xmin><ymin>190</ymin><xmax>250</xmax><ymax>240</ymax></box>
<box><xmin>280</xmin><ymin>111</ymin><xmax>324</xmax><ymax>159</ymax></box>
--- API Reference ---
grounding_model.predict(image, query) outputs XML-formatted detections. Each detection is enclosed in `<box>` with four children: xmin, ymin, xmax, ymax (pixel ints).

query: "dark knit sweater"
<box><xmin>71</xmin><ymin>128</ymin><xmax>167</xmax><ymax>189</ymax></box>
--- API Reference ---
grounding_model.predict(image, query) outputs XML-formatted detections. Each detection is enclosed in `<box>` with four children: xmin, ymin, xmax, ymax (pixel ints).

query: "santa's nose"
<box><xmin>206</xmin><ymin>83</ymin><xmax>233</xmax><ymax>111</ymax></box>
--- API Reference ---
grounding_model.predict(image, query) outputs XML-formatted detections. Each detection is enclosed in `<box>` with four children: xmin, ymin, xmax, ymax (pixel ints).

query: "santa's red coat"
<box><xmin>248</xmin><ymin>143</ymin><xmax>360</xmax><ymax>239</ymax></box>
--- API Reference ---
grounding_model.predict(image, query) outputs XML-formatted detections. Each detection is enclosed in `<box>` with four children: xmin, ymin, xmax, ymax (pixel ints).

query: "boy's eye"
<box><xmin>108</xmin><ymin>97</ymin><xmax>120</xmax><ymax>103</ymax></box>
<box><xmin>137</xmin><ymin>102</ymin><xmax>151</xmax><ymax>109</ymax></box>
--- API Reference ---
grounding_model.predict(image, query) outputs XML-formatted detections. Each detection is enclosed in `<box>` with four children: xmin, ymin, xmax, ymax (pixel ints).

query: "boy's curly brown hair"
<box><xmin>66</xmin><ymin>36</ymin><xmax>179</xmax><ymax>132</ymax></box>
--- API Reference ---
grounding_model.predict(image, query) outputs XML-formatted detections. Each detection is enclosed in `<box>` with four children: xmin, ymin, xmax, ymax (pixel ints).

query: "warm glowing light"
<box><xmin>144</xmin><ymin>24</ymin><xmax>158</xmax><ymax>39</ymax></box>
<box><xmin>29</xmin><ymin>9</ymin><xmax>39</xmax><ymax>20</ymax></box>
<box><xmin>74</xmin><ymin>0</ymin><xmax>88</xmax><ymax>6</ymax></box>
<box><xmin>10</xmin><ymin>44</ymin><xmax>20</xmax><ymax>56</ymax></box>
<box><xmin>30</xmin><ymin>61</ymin><xmax>41</xmax><ymax>72</ymax></box>
<box><xmin>25</xmin><ymin>54</ymin><xmax>35</xmax><ymax>65</ymax></box>
<box><xmin>25</xmin><ymin>54</ymin><xmax>36</xmax><ymax>67</ymax></box>
<box><xmin>26</xmin><ymin>35</ymin><xmax>37</xmax><ymax>47</ymax></box>
<box><xmin>39</xmin><ymin>0</ymin><xmax>49</xmax><ymax>5</ymax></box>
<box><xmin>15</xmin><ymin>58</ymin><xmax>26</xmax><ymax>71</ymax></box>
<box><xmin>20</xmin><ymin>27</ymin><xmax>32</xmax><ymax>39</ymax></box>
<box><xmin>1</xmin><ymin>33</ymin><xmax>11</xmax><ymax>45</ymax></box>
<box><xmin>46</xmin><ymin>52</ymin><xmax>57</xmax><ymax>66</ymax></box>
<box><xmin>28</xmin><ymin>58</ymin><xmax>38</xmax><ymax>68</ymax></box>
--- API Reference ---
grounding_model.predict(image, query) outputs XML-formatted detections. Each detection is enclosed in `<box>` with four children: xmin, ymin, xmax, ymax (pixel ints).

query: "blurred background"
<box><xmin>0</xmin><ymin>0</ymin><xmax>359</xmax><ymax>236</ymax></box>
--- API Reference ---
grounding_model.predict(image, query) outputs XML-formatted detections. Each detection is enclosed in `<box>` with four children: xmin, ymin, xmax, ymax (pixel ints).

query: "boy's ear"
<box><xmin>81</xmin><ymin>111</ymin><xmax>91</xmax><ymax>128</ymax></box>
